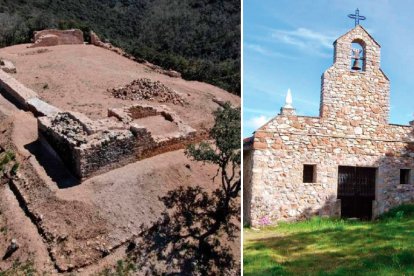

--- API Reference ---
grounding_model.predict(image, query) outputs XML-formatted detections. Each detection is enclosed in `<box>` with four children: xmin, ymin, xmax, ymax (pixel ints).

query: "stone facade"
<box><xmin>244</xmin><ymin>25</ymin><xmax>414</xmax><ymax>226</ymax></box>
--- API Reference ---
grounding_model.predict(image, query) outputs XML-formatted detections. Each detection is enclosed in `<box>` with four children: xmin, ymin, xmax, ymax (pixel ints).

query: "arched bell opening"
<box><xmin>350</xmin><ymin>39</ymin><xmax>366</xmax><ymax>72</ymax></box>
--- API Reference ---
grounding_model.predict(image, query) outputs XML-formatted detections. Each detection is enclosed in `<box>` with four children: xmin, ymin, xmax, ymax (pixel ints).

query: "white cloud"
<box><xmin>246</xmin><ymin>115</ymin><xmax>271</xmax><ymax>129</ymax></box>
<box><xmin>244</xmin><ymin>43</ymin><xmax>294</xmax><ymax>59</ymax></box>
<box><xmin>271</xmin><ymin>27</ymin><xmax>336</xmax><ymax>57</ymax></box>
<box><xmin>244</xmin><ymin>107</ymin><xmax>275</xmax><ymax>116</ymax></box>
<box><xmin>244</xmin><ymin>43</ymin><xmax>268</xmax><ymax>55</ymax></box>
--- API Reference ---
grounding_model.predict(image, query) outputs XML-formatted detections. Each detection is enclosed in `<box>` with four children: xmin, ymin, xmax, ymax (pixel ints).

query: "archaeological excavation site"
<box><xmin>0</xmin><ymin>29</ymin><xmax>239</xmax><ymax>273</ymax></box>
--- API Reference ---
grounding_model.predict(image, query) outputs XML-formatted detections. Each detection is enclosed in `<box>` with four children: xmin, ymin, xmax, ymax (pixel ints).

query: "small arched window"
<box><xmin>350</xmin><ymin>40</ymin><xmax>365</xmax><ymax>71</ymax></box>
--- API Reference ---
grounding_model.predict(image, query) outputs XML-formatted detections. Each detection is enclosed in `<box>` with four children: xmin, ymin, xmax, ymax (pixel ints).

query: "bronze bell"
<box><xmin>351</xmin><ymin>58</ymin><xmax>361</xmax><ymax>70</ymax></box>
<box><xmin>351</xmin><ymin>48</ymin><xmax>363</xmax><ymax>71</ymax></box>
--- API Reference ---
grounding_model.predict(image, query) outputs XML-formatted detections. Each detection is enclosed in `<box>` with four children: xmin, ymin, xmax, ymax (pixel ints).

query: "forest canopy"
<box><xmin>0</xmin><ymin>0</ymin><xmax>240</xmax><ymax>95</ymax></box>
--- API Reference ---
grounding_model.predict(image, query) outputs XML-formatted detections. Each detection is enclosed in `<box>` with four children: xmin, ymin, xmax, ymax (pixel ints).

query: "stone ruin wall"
<box><xmin>90</xmin><ymin>31</ymin><xmax>181</xmax><ymax>78</ymax></box>
<box><xmin>246</xmin><ymin>26</ymin><xmax>414</xmax><ymax>226</ymax></box>
<box><xmin>0</xmin><ymin>66</ymin><xmax>196</xmax><ymax>180</ymax></box>
<box><xmin>37</xmin><ymin>113</ymin><xmax>84</xmax><ymax>174</ymax></box>
<box><xmin>0</xmin><ymin>69</ymin><xmax>38</xmax><ymax>109</ymax></box>
<box><xmin>89</xmin><ymin>31</ymin><xmax>136</xmax><ymax>61</ymax></box>
<box><xmin>76</xmin><ymin>131</ymin><xmax>138</xmax><ymax>179</ymax></box>
<box><xmin>31</xmin><ymin>29</ymin><xmax>84</xmax><ymax>48</ymax></box>
<box><xmin>108</xmin><ymin>104</ymin><xmax>197</xmax><ymax>160</ymax></box>
<box><xmin>38</xmin><ymin>112</ymin><xmax>143</xmax><ymax>179</ymax></box>
<box><xmin>38</xmin><ymin>104</ymin><xmax>196</xmax><ymax>179</ymax></box>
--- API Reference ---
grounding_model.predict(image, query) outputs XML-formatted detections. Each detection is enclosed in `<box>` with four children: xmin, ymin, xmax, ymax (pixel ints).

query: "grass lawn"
<box><xmin>244</xmin><ymin>205</ymin><xmax>414</xmax><ymax>276</ymax></box>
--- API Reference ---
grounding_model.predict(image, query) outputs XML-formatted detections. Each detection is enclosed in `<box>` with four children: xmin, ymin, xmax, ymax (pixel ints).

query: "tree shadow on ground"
<box><xmin>244</xmin><ymin>212</ymin><xmax>414</xmax><ymax>275</ymax></box>
<box><xmin>127</xmin><ymin>103</ymin><xmax>241</xmax><ymax>275</ymax></box>
<box><xmin>128</xmin><ymin>185</ymin><xmax>240</xmax><ymax>275</ymax></box>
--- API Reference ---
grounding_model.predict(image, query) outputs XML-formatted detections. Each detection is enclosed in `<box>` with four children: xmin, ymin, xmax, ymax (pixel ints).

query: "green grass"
<box><xmin>0</xmin><ymin>260</ymin><xmax>37</xmax><ymax>276</ymax></box>
<box><xmin>244</xmin><ymin>205</ymin><xmax>414</xmax><ymax>276</ymax></box>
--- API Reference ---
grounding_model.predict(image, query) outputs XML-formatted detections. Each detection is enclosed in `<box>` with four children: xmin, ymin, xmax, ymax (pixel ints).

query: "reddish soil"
<box><xmin>0</xmin><ymin>44</ymin><xmax>239</xmax><ymax>132</ymax></box>
<box><xmin>0</xmin><ymin>185</ymin><xmax>55</xmax><ymax>273</ymax></box>
<box><xmin>0</xmin><ymin>43</ymin><xmax>240</xmax><ymax>274</ymax></box>
<box><xmin>132</xmin><ymin>115</ymin><xmax>179</xmax><ymax>136</ymax></box>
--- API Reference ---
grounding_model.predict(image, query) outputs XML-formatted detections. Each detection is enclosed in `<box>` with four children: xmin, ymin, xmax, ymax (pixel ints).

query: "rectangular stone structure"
<box><xmin>38</xmin><ymin>112</ymin><xmax>138</xmax><ymax>179</ymax></box>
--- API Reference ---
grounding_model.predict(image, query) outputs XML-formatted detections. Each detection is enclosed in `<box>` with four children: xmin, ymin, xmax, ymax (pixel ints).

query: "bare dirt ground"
<box><xmin>0</xmin><ymin>185</ymin><xmax>55</xmax><ymax>274</ymax></box>
<box><xmin>132</xmin><ymin>115</ymin><xmax>179</xmax><ymax>136</ymax></box>
<box><xmin>0</xmin><ymin>111</ymin><xmax>55</xmax><ymax>274</ymax></box>
<box><xmin>0</xmin><ymin>44</ymin><xmax>239</xmax><ymax>132</ymax></box>
<box><xmin>0</xmin><ymin>44</ymin><xmax>240</xmax><ymax>274</ymax></box>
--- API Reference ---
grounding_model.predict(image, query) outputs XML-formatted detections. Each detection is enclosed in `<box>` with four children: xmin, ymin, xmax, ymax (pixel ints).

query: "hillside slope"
<box><xmin>0</xmin><ymin>0</ymin><xmax>240</xmax><ymax>94</ymax></box>
<box><xmin>0</xmin><ymin>42</ymin><xmax>240</xmax><ymax>273</ymax></box>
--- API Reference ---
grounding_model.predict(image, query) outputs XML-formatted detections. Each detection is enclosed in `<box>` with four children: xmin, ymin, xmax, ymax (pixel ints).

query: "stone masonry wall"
<box><xmin>246</xmin><ymin>26</ymin><xmax>414</xmax><ymax>227</ymax></box>
<box><xmin>38</xmin><ymin>111</ymin><xmax>158</xmax><ymax>179</ymax></box>
<box><xmin>38</xmin><ymin>112</ymin><xmax>141</xmax><ymax>179</ymax></box>
<box><xmin>38</xmin><ymin>113</ymin><xmax>86</xmax><ymax>175</ymax></box>
<box><xmin>77</xmin><ymin>130</ymin><xmax>138</xmax><ymax>178</ymax></box>
<box><xmin>250</xmin><ymin>122</ymin><xmax>413</xmax><ymax>226</ymax></box>
<box><xmin>321</xmin><ymin>25</ymin><xmax>389</xmax><ymax>126</ymax></box>
<box><xmin>38</xmin><ymin>103</ymin><xmax>197</xmax><ymax>179</ymax></box>
<box><xmin>31</xmin><ymin>29</ymin><xmax>84</xmax><ymax>48</ymax></box>
<box><xmin>243</xmin><ymin>149</ymin><xmax>253</xmax><ymax>226</ymax></box>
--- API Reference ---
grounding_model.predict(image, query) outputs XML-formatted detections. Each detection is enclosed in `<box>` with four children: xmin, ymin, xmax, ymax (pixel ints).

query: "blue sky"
<box><xmin>243</xmin><ymin>0</ymin><xmax>414</xmax><ymax>137</ymax></box>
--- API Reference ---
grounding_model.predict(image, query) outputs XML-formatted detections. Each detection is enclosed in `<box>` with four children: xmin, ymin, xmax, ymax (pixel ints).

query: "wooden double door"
<box><xmin>337</xmin><ymin>166</ymin><xmax>376</xmax><ymax>220</ymax></box>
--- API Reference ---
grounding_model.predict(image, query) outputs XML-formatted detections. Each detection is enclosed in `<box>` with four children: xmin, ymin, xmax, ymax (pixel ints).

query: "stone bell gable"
<box><xmin>244</xmin><ymin>25</ymin><xmax>414</xmax><ymax>227</ymax></box>
<box><xmin>321</xmin><ymin>25</ymin><xmax>389</xmax><ymax>125</ymax></box>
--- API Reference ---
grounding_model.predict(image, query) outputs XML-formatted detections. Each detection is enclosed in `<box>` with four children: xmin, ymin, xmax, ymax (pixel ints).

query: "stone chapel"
<box><xmin>243</xmin><ymin>25</ymin><xmax>414</xmax><ymax>226</ymax></box>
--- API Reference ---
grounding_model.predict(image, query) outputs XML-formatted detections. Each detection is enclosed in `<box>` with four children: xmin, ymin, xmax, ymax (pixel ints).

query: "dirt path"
<box><xmin>0</xmin><ymin>185</ymin><xmax>55</xmax><ymax>274</ymax></box>
<box><xmin>0</xmin><ymin>103</ymin><xmax>56</xmax><ymax>274</ymax></box>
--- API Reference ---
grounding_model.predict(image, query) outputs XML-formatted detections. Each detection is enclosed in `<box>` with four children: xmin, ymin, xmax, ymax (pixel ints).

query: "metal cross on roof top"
<box><xmin>348</xmin><ymin>8</ymin><xmax>366</xmax><ymax>26</ymax></box>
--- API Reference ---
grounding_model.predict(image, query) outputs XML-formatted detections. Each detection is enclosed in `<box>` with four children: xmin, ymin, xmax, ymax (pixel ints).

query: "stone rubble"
<box><xmin>109</xmin><ymin>78</ymin><xmax>186</xmax><ymax>105</ymax></box>
<box><xmin>0</xmin><ymin>59</ymin><xmax>16</xmax><ymax>74</ymax></box>
<box><xmin>50</xmin><ymin>113</ymin><xmax>88</xmax><ymax>146</ymax></box>
<box><xmin>18</xmin><ymin>48</ymin><xmax>52</xmax><ymax>56</ymax></box>
<box><xmin>144</xmin><ymin>62</ymin><xmax>182</xmax><ymax>78</ymax></box>
<box><xmin>89</xmin><ymin>31</ymin><xmax>136</xmax><ymax>60</ymax></box>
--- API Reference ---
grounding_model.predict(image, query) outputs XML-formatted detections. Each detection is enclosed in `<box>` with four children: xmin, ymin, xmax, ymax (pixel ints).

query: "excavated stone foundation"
<box><xmin>38</xmin><ymin>104</ymin><xmax>196</xmax><ymax>179</ymax></box>
<box><xmin>0</xmin><ymin>66</ymin><xmax>196</xmax><ymax>180</ymax></box>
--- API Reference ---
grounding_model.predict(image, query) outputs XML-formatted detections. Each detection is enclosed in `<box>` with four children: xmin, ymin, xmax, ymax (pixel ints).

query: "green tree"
<box><xmin>0</xmin><ymin>0</ymin><xmax>240</xmax><ymax>95</ymax></box>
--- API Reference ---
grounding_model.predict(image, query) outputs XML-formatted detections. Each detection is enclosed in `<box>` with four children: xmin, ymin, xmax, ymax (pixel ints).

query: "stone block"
<box><xmin>27</xmin><ymin>97</ymin><xmax>61</xmax><ymax>117</ymax></box>
<box><xmin>0</xmin><ymin>59</ymin><xmax>16</xmax><ymax>74</ymax></box>
<box><xmin>0</xmin><ymin>69</ymin><xmax>38</xmax><ymax>108</ymax></box>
